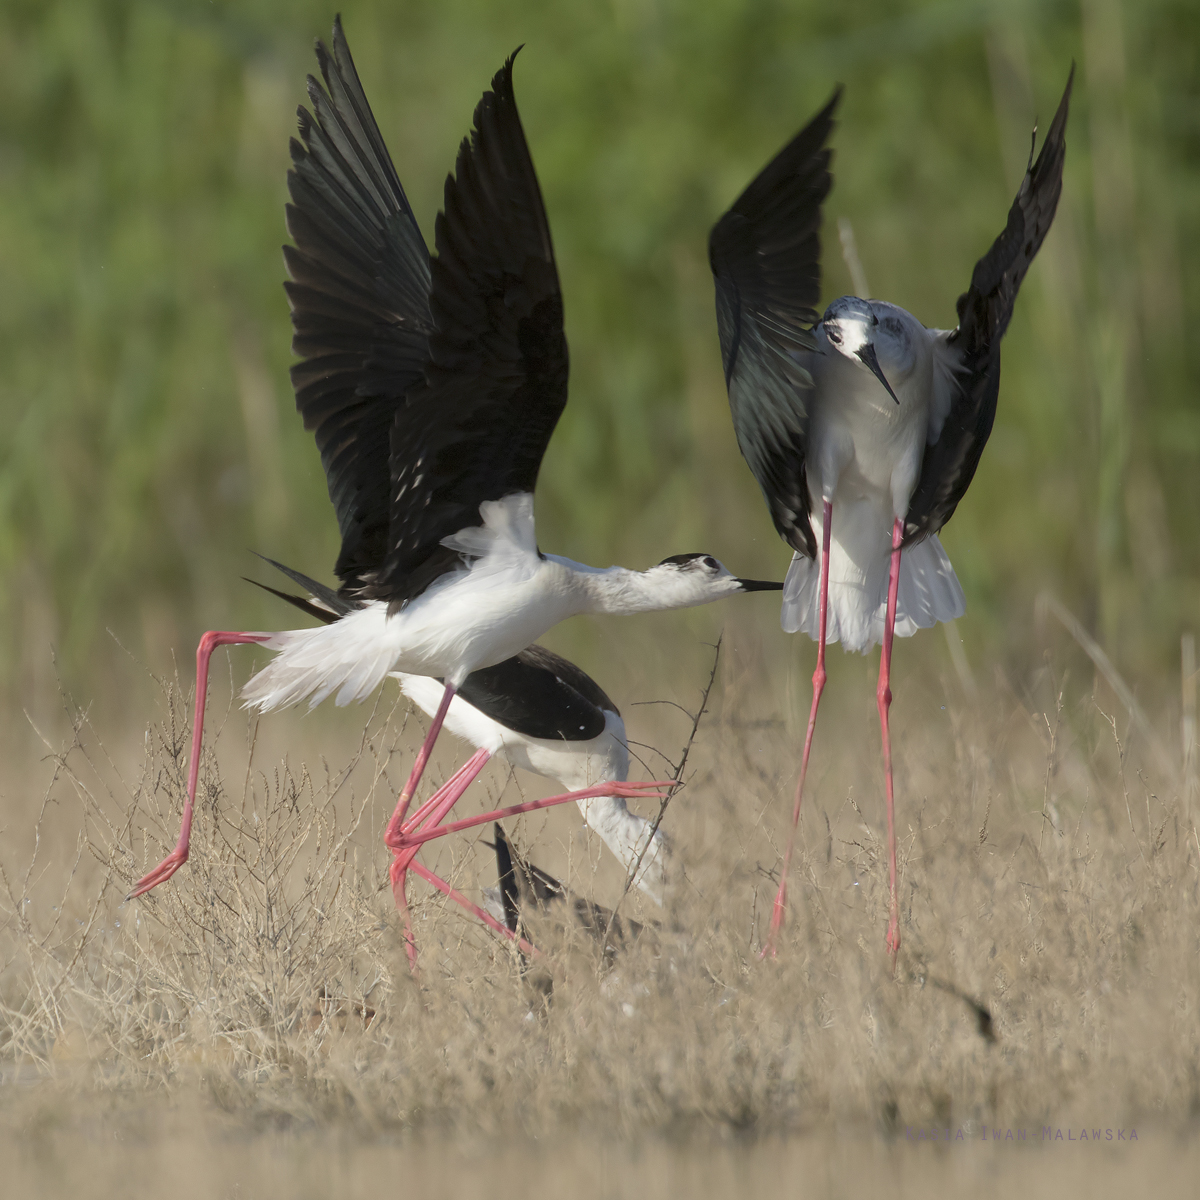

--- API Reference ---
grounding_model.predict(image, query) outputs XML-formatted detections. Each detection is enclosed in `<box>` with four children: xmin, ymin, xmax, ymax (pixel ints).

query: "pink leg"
<box><xmin>385</xmin><ymin>681</ymin><xmax>457</xmax><ymax>847</ymax></box>
<box><xmin>409</xmin><ymin>860</ymin><xmax>539</xmax><ymax>957</ymax></box>
<box><xmin>877</xmin><ymin>517</ymin><xmax>903</xmax><ymax>969</ymax></box>
<box><xmin>394</xmin><ymin>780</ymin><xmax>672</xmax><ymax>851</ymax></box>
<box><xmin>390</xmin><ymin>748</ymin><xmax>494</xmax><ymax>856</ymax></box>
<box><xmin>762</xmin><ymin>499</ymin><xmax>833</xmax><ymax>959</ymax></box>
<box><xmin>389</xmin><ymin>747</ymin><xmax>493</xmax><ymax>975</ymax></box>
<box><xmin>128</xmin><ymin>630</ymin><xmax>270</xmax><ymax>899</ymax></box>
<box><xmin>387</xmin><ymin>752</ymin><xmax>667</xmax><ymax>973</ymax></box>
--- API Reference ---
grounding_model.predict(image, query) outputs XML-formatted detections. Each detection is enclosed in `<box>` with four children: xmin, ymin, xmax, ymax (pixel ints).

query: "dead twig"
<box><xmin>602</xmin><ymin>636</ymin><xmax>722</xmax><ymax>947</ymax></box>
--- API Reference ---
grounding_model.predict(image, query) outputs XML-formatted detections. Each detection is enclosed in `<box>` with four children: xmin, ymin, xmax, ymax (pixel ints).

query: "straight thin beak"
<box><xmin>857</xmin><ymin>344</ymin><xmax>900</xmax><ymax>404</ymax></box>
<box><xmin>737</xmin><ymin>579</ymin><xmax>784</xmax><ymax>592</ymax></box>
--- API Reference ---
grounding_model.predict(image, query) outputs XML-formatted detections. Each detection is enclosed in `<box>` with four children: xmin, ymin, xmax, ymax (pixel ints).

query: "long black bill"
<box><xmin>737</xmin><ymin>579</ymin><xmax>785</xmax><ymax>592</ymax></box>
<box><xmin>857</xmin><ymin>343</ymin><xmax>900</xmax><ymax>404</ymax></box>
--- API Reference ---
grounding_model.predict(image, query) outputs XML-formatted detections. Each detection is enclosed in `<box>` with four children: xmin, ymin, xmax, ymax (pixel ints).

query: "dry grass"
<box><xmin>1</xmin><ymin>643</ymin><xmax>1197</xmax><ymax>1192</ymax></box>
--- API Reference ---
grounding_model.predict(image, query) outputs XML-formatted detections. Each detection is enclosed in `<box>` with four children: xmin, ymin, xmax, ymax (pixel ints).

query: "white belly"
<box><xmin>787</xmin><ymin>353</ymin><xmax>963</xmax><ymax>652</ymax></box>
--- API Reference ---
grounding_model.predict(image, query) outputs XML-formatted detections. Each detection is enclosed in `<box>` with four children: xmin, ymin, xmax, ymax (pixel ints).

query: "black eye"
<box><xmin>702</xmin><ymin>556</ymin><xmax>719</xmax><ymax>571</ymax></box>
<box><xmin>826</xmin><ymin>327</ymin><xmax>842</xmax><ymax>345</ymax></box>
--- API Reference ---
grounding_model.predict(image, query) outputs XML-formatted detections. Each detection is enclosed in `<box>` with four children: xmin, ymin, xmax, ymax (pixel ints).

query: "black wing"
<box><xmin>491</xmin><ymin>822</ymin><xmax>524</xmax><ymax>933</ymax></box>
<box><xmin>456</xmin><ymin>644</ymin><xmax>617</xmax><ymax>741</ymax></box>
<box><xmin>708</xmin><ymin>90</ymin><xmax>839</xmax><ymax>560</ymax></box>
<box><xmin>285</xmin><ymin>17</ymin><xmax>434</xmax><ymax>593</ymax></box>
<box><xmin>489</xmin><ymin>826</ymin><xmax>645</xmax><ymax>953</ymax></box>
<box><xmin>904</xmin><ymin>68</ymin><xmax>1073</xmax><ymax>547</ymax></box>
<box><xmin>368</xmin><ymin>52</ymin><xmax>569</xmax><ymax>604</ymax></box>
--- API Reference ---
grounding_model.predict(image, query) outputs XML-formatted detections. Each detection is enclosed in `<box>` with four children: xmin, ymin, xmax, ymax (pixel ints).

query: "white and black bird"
<box><xmin>394</xmin><ymin>655</ymin><xmax>671</xmax><ymax>905</ymax></box>
<box><xmin>129</xmin><ymin>20</ymin><xmax>775</xmax><ymax>904</ymax></box>
<box><xmin>250</xmin><ymin>564</ymin><xmax>668</xmax><ymax>963</ymax></box>
<box><xmin>709</xmin><ymin>71</ymin><xmax>1073</xmax><ymax>960</ymax></box>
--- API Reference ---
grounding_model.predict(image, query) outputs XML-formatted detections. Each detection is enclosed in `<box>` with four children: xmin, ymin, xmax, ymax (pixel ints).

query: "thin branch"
<box><xmin>603</xmin><ymin>636</ymin><xmax>722</xmax><ymax>944</ymax></box>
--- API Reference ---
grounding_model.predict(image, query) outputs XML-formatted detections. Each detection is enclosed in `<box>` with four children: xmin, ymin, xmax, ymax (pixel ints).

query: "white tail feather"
<box><xmin>782</xmin><ymin>531</ymin><xmax>964</xmax><ymax>654</ymax></box>
<box><xmin>242</xmin><ymin>607</ymin><xmax>400</xmax><ymax>712</ymax></box>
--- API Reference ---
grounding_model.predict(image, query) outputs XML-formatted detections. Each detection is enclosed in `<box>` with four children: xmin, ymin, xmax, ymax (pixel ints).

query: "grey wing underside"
<box><xmin>709</xmin><ymin>89</ymin><xmax>839</xmax><ymax>561</ymax></box>
<box><xmin>904</xmin><ymin>67</ymin><xmax>1073</xmax><ymax>547</ymax></box>
<box><xmin>726</xmin><ymin>346</ymin><xmax>819</xmax><ymax>560</ymax></box>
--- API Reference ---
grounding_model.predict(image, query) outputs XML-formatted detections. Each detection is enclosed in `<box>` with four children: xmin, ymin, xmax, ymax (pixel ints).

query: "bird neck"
<box><xmin>556</xmin><ymin>561</ymin><xmax>700</xmax><ymax>616</ymax></box>
<box><xmin>575</xmin><ymin>795</ymin><xmax>666</xmax><ymax>904</ymax></box>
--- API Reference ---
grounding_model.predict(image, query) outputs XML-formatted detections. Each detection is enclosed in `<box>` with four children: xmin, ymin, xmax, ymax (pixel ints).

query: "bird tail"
<box><xmin>781</xmin><ymin>532</ymin><xmax>964</xmax><ymax>654</ymax></box>
<box><xmin>241</xmin><ymin>606</ymin><xmax>398</xmax><ymax>712</ymax></box>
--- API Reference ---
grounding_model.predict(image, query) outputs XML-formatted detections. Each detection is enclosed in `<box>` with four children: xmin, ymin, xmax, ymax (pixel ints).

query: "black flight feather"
<box><xmin>285</xmin><ymin>16</ymin><xmax>433</xmax><ymax>595</ymax></box>
<box><xmin>708</xmin><ymin>89</ymin><xmax>840</xmax><ymax>560</ymax></box>
<box><xmin>374</xmin><ymin>50</ymin><xmax>569</xmax><ymax>605</ymax></box>
<box><xmin>903</xmin><ymin>68</ymin><xmax>1073</xmax><ymax>546</ymax></box>
<box><xmin>488</xmin><ymin>826</ymin><xmax>645</xmax><ymax>955</ymax></box>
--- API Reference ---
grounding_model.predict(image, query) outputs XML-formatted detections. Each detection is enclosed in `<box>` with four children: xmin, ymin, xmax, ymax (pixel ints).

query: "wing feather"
<box><xmin>904</xmin><ymin>68</ymin><xmax>1073</xmax><ymax>546</ymax></box>
<box><xmin>284</xmin><ymin>17</ymin><xmax>433</xmax><ymax>593</ymax></box>
<box><xmin>370</xmin><ymin>51</ymin><xmax>569</xmax><ymax>603</ymax></box>
<box><xmin>708</xmin><ymin>90</ymin><xmax>839</xmax><ymax>559</ymax></box>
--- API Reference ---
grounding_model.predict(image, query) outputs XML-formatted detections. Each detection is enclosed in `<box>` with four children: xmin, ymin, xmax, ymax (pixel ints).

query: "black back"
<box><xmin>456</xmin><ymin>644</ymin><xmax>616</xmax><ymax>741</ymax></box>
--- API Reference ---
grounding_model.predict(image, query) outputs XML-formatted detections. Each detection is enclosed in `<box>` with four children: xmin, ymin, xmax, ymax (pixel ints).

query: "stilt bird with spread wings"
<box><xmin>709</xmin><ymin>70</ymin><xmax>1073</xmax><ymax>963</ymax></box>
<box><xmin>129</xmin><ymin>22</ymin><xmax>778</xmax><ymax>954</ymax></box>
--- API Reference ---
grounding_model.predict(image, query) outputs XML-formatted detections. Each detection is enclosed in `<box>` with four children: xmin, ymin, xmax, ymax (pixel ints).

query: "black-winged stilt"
<box><xmin>129</xmin><ymin>23</ymin><xmax>778</xmax><ymax>938</ymax></box>
<box><xmin>708</xmin><ymin>71</ymin><xmax>1073</xmax><ymax>962</ymax></box>
<box><xmin>252</xmin><ymin>558</ymin><xmax>669</xmax><ymax>963</ymax></box>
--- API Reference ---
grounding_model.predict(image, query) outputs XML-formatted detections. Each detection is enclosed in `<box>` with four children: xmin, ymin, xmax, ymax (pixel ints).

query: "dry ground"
<box><xmin>0</xmin><ymin>627</ymin><xmax>1197</xmax><ymax>1196</ymax></box>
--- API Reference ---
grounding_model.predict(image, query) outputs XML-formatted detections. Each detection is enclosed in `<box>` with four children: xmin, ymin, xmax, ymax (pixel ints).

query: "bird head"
<box><xmin>652</xmin><ymin>554</ymin><xmax>783</xmax><ymax>604</ymax></box>
<box><xmin>819</xmin><ymin>296</ymin><xmax>900</xmax><ymax>404</ymax></box>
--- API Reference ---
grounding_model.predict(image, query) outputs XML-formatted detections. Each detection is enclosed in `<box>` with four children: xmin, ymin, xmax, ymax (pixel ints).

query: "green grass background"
<box><xmin>1</xmin><ymin>0</ymin><xmax>1196</xmax><ymax>725</ymax></box>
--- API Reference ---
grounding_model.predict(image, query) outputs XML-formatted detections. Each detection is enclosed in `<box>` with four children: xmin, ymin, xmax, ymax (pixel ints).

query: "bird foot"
<box><xmin>127</xmin><ymin>847</ymin><xmax>189</xmax><ymax>900</ymax></box>
<box><xmin>886</xmin><ymin>919</ymin><xmax>901</xmax><ymax>974</ymax></box>
<box><xmin>608</xmin><ymin>780</ymin><xmax>676</xmax><ymax>796</ymax></box>
<box><xmin>757</xmin><ymin>890</ymin><xmax>787</xmax><ymax>960</ymax></box>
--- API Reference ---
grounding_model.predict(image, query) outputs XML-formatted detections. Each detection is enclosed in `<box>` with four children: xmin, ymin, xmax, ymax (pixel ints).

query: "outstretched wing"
<box><xmin>904</xmin><ymin>68</ymin><xmax>1073</xmax><ymax>547</ymax></box>
<box><xmin>285</xmin><ymin>17</ymin><xmax>434</xmax><ymax>593</ymax></box>
<box><xmin>369</xmin><ymin>52</ymin><xmax>569</xmax><ymax>605</ymax></box>
<box><xmin>708</xmin><ymin>90</ymin><xmax>839</xmax><ymax>560</ymax></box>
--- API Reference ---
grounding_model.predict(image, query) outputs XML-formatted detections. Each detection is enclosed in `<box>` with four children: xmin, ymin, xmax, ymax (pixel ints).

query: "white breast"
<box><xmin>786</xmin><ymin>304</ymin><xmax>965</xmax><ymax>653</ymax></box>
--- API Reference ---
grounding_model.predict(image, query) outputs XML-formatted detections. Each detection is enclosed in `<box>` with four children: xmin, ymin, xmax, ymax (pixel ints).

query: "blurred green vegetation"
<box><xmin>1</xmin><ymin>0</ymin><xmax>1198</xmax><ymax>725</ymax></box>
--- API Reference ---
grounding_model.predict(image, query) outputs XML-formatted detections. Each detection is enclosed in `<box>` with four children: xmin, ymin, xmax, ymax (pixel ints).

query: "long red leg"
<box><xmin>389</xmin><ymin>747</ymin><xmax>494</xmax><ymax>856</ymax></box>
<box><xmin>389</xmin><ymin>747</ymin><xmax>492</xmax><ymax>976</ymax></box>
<box><xmin>878</xmin><ymin>517</ymin><xmax>903</xmax><ymax>969</ymax></box>
<box><xmin>395</xmin><ymin>780</ymin><xmax>672</xmax><ymax>851</ymax></box>
<box><xmin>385</xmin><ymin>681</ymin><xmax>456</xmax><ymax>847</ymax></box>
<box><xmin>128</xmin><ymin>630</ymin><xmax>269</xmax><ymax>899</ymax></box>
<box><xmin>762</xmin><ymin>499</ymin><xmax>833</xmax><ymax>959</ymax></box>
<box><xmin>409</xmin><ymin>860</ymin><xmax>539</xmax><ymax>957</ymax></box>
<box><xmin>388</xmin><ymin>752</ymin><xmax>667</xmax><ymax>972</ymax></box>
